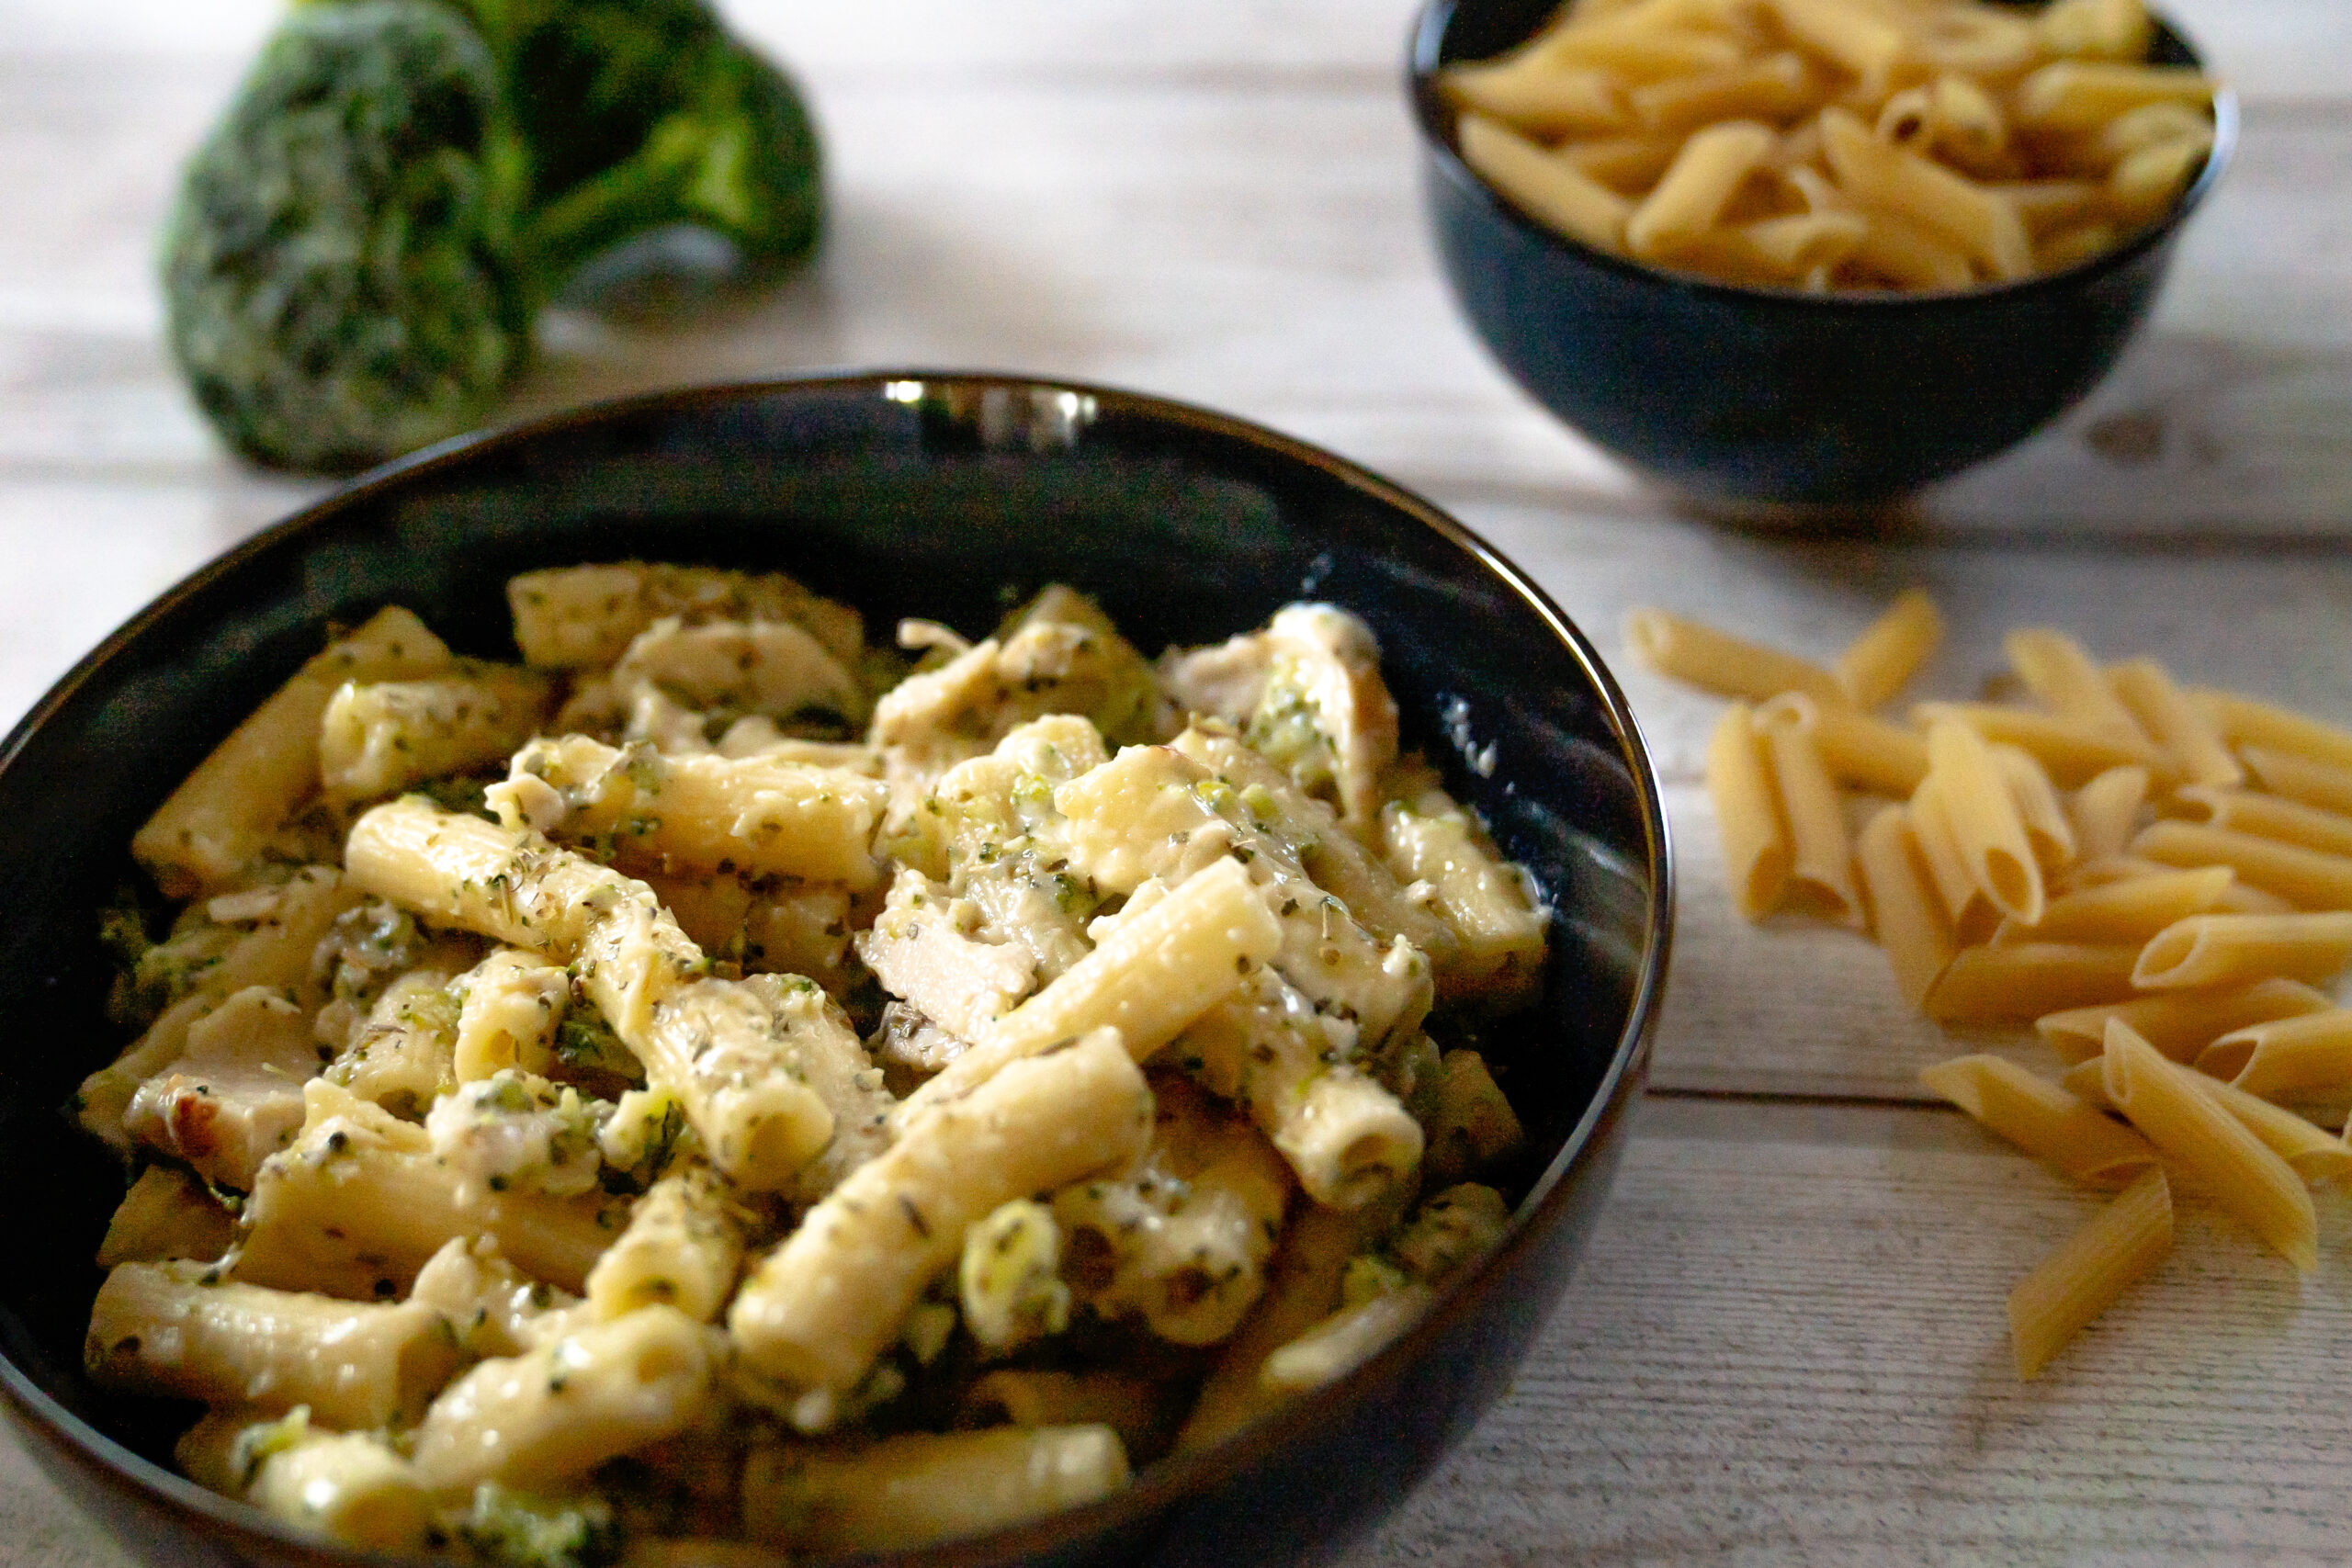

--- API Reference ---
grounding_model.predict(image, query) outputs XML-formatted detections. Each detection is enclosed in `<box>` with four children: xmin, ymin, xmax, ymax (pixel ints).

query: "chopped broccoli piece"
<box><xmin>452</xmin><ymin>1483</ymin><xmax>619</xmax><ymax>1568</ymax></box>
<box><xmin>166</xmin><ymin>0</ymin><xmax>822</xmax><ymax>473</ymax></box>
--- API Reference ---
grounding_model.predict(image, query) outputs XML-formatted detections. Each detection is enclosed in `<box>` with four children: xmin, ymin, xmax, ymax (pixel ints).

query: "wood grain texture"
<box><xmin>1343</xmin><ymin>1098</ymin><xmax>2352</xmax><ymax>1568</ymax></box>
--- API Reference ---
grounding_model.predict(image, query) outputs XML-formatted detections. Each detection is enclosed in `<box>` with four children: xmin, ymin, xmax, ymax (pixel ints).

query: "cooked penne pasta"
<box><xmin>1834</xmin><ymin>588</ymin><xmax>1943</xmax><ymax>711</ymax></box>
<box><xmin>1927</xmin><ymin>719</ymin><xmax>2044</xmax><ymax>923</ymax></box>
<box><xmin>2132</xmin><ymin>911</ymin><xmax>2352</xmax><ymax>990</ymax></box>
<box><xmin>584</xmin><ymin>1165</ymin><xmax>749</xmax><ymax>1324</ymax></box>
<box><xmin>1927</xmin><ymin>943</ymin><xmax>2138</xmax><ymax>1025</ymax></box>
<box><xmin>2105</xmin><ymin>659</ymin><xmax>2240</xmax><ymax>788</ymax></box>
<box><xmin>1706</xmin><ymin>703</ymin><xmax>1792</xmax><ymax>920</ymax></box>
<box><xmin>2101</xmin><ymin>1021</ymin><xmax>2315</xmax><ymax>1271</ymax></box>
<box><xmin>1856</xmin><ymin>805</ymin><xmax>1955</xmax><ymax>1009</ymax></box>
<box><xmin>1917</xmin><ymin>1055</ymin><xmax>2159</xmax><ymax>1189</ymax></box>
<box><xmin>741</xmin><ymin>1427</ymin><xmax>1130</xmax><ymax>1553</ymax></box>
<box><xmin>2034</xmin><ymin>978</ymin><xmax>2336</xmax><ymax>1066</ymax></box>
<box><xmin>1759</xmin><ymin>705</ymin><xmax>1862</xmax><ymax>926</ymax></box>
<box><xmin>1625</xmin><ymin>608</ymin><xmax>1843</xmax><ymax>705</ymax></box>
<box><xmin>2007</xmin><ymin>1166</ymin><xmax>2170</xmax><ymax>1380</ymax></box>
<box><xmin>2194</xmin><ymin>1010</ymin><xmax>2352</xmax><ymax>1103</ymax></box>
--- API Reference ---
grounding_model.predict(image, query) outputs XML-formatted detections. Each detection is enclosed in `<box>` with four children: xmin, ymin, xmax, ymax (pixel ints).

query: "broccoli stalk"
<box><xmin>164</xmin><ymin>0</ymin><xmax>821</xmax><ymax>474</ymax></box>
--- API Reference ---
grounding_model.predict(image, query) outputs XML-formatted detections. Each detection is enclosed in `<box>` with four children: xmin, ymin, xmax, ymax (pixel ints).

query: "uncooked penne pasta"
<box><xmin>1629</xmin><ymin>120</ymin><xmax>1783</xmax><ymax>259</ymax></box>
<box><xmin>2239</xmin><ymin>747</ymin><xmax>2352</xmax><ymax>819</ymax></box>
<box><xmin>2188</xmin><ymin>1077</ymin><xmax>2352</xmax><ymax>1183</ymax></box>
<box><xmin>2007</xmin><ymin>1166</ymin><xmax>2170</xmax><ymax>1380</ymax></box>
<box><xmin>1917</xmin><ymin>1055</ymin><xmax>2159</xmax><ymax>1189</ymax></box>
<box><xmin>1927</xmin><ymin>718</ymin><xmax>2044</xmax><ymax>923</ymax></box>
<box><xmin>1908</xmin><ymin>775</ymin><xmax>1997</xmax><ymax>942</ymax></box>
<box><xmin>1624</xmin><ymin>608</ymin><xmax>1844</xmax><ymax>705</ymax></box>
<box><xmin>1630</xmin><ymin>52</ymin><xmax>1812</xmax><ymax>135</ymax></box>
<box><xmin>2130</xmin><ymin>821</ymin><xmax>2352</xmax><ymax>911</ymax></box>
<box><xmin>1818</xmin><ymin>108</ymin><xmax>2030</xmax><ymax>280</ymax></box>
<box><xmin>1834</xmin><ymin>588</ymin><xmax>1942</xmax><ymax>711</ymax></box>
<box><xmin>2195</xmin><ymin>1010</ymin><xmax>2352</xmax><ymax>1102</ymax></box>
<box><xmin>2133</xmin><ymin>912</ymin><xmax>2352</xmax><ymax>990</ymax></box>
<box><xmin>1857</xmin><ymin>806</ymin><xmax>1955</xmax><ymax>1010</ymax></box>
<box><xmin>1442</xmin><ymin>62</ymin><xmax>1630</xmax><ymax>140</ymax></box>
<box><xmin>1456</xmin><ymin>114</ymin><xmax>1634</xmax><ymax>252</ymax></box>
<box><xmin>2003</xmin><ymin>629</ymin><xmax>2143</xmax><ymax>742</ymax></box>
<box><xmin>2013</xmin><ymin>61</ymin><xmax>2215</xmax><ymax>133</ymax></box>
<box><xmin>2100</xmin><ymin>1021</ymin><xmax>2315</xmax><ymax>1271</ymax></box>
<box><xmin>2169</xmin><ymin>788</ymin><xmax>2352</xmax><ymax>862</ymax></box>
<box><xmin>1927</xmin><ymin>943</ymin><xmax>2138</xmax><ymax>1025</ymax></box>
<box><xmin>1993</xmin><ymin>744</ymin><xmax>2075</xmax><ymax>874</ymax></box>
<box><xmin>2105</xmin><ymin>659</ymin><xmax>2240</xmax><ymax>788</ymax></box>
<box><xmin>2068</xmin><ymin>765</ymin><xmax>2150</xmax><ymax>863</ymax></box>
<box><xmin>1706</xmin><ymin>703</ymin><xmax>1792</xmax><ymax>921</ymax></box>
<box><xmin>1913</xmin><ymin>702</ymin><xmax>2164</xmax><ymax>786</ymax></box>
<box><xmin>1760</xmin><ymin>692</ymin><xmax>1927</xmax><ymax>796</ymax></box>
<box><xmin>2189</xmin><ymin>690</ymin><xmax>2352</xmax><ymax>773</ymax></box>
<box><xmin>2035</xmin><ymin>978</ymin><xmax>2336</xmax><ymax>1066</ymax></box>
<box><xmin>1990</xmin><ymin>866</ymin><xmax>2230</xmax><ymax>949</ymax></box>
<box><xmin>1759</xmin><ymin>705</ymin><xmax>1861</xmax><ymax>926</ymax></box>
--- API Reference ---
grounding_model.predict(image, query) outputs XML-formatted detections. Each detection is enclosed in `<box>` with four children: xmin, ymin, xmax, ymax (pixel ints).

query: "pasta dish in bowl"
<box><xmin>0</xmin><ymin>373</ymin><xmax>1670</xmax><ymax>1568</ymax></box>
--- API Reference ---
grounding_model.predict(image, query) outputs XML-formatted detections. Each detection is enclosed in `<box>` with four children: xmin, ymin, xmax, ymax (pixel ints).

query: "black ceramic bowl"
<box><xmin>0</xmin><ymin>374</ymin><xmax>1669</xmax><ymax>1568</ymax></box>
<box><xmin>1409</xmin><ymin>0</ymin><xmax>2236</xmax><ymax>505</ymax></box>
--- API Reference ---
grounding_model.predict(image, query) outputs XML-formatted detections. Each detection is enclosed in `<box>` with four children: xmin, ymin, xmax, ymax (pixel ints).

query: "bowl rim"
<box><xmin>1405</xmin><ymin>0</ymin><xmax>2238</xmax><ymax>308</ymax></box>
<box><xmin>0</xmin><ymin>369</ymin><xmax>1675</xmax><ymax>1567</ymax></box>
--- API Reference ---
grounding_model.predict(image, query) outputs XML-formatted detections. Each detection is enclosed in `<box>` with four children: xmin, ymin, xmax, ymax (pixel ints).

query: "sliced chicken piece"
<box><xmin>125</xmin><ymin>986</ymin><xmax>324</xmax><ymax>1190</ymax></box>
<box><xmin>854</xmin><ymin>869</ymin><xmax>1038</xmax><ymax>1042</ymax></box>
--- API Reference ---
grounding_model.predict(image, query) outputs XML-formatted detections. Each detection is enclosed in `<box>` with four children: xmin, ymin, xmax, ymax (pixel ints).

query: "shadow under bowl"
<box><xmin>1408</xmin><ymin>0</ymin><xmax>2236</xmax><ymax>506</ymax></box>
<box><xmin>0</xmin><ymin>373</ymin><xmax>1672</xmax><ymax>1568</ymax></box>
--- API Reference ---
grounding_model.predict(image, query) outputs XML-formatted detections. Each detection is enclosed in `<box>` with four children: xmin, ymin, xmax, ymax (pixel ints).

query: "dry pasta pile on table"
<box><xmin>1632</xmin><ymin>592</ymin><xmax>2352</xmax><ymax>1376</ymax></box>
<box><xmin>1441</xmin><ymin>0</ymin><xmax>2218</xmax><ymax>290</ymax></box>
<box><xmin>75</xmin><ymin>565</ymin><xmax>1551</xmax><ymax>1564</ymax></box>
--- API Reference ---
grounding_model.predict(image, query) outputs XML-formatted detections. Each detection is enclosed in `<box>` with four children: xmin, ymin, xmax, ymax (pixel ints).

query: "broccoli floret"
<box><xmin>451</xmin><ymin>1484</ymin><xmax>619</xmax><ymax>1568</ymax></box>
<box><xmin>163</xmin><ymin>2</ymin><xmax>526</xmax><ymax>472</ymax></box>
<box><xmin>166</xmin><ymin>0</ymin><xmax>822</xmax><ymax>473</ymax></box>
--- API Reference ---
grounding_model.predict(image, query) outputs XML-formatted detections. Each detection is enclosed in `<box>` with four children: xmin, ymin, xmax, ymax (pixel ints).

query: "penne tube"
<box><xmin>2240</xmin><ymin>746</ymin><xmax>2352</xmax><ymax>819</ymax></box>
<box><xmin>2037</xmin><ymin>0</ymin><xmax>2156</xmax><ymax>62</ymax></box>
<box><xmin>2035</xmin><ymin>221</ymin><xmax>2119</xmax><ymax>273</ymax></box>
<box><xmin>2196</xmin><ymin>1010</ymin><xmax>2352</xmax><ymax>1102</ymax></box>
<box><xmin>2013</xmin><ymin>62</ymin><xmax>2213</xmax><ymax>133</ymax></box>
<box><xmin>2167</xmin><ymin>787</ymin><xmax>2352</xmax><ymax>861</ymax></box>
<box><xmin>1769</xmin><ymin>0</ymin><xmax>1907</xmax><ymax>80</ymax></box>
<box><xmin>1624</xmin><ymin>608</ymin><xmax>1844</xmax><ymax>705</ymax></box>
<box><xmin>1442</xmin><ymin>64</ymin><xmax>1631</xmax><ymax>139</ymax></box>
<box><xmin>957</xmin><ymin>1371</ymin><xmax>1159</xmax><ymax>1456</ymax></box>
<box><xmin>1856</xmin><ymin>806</ymin><xmax>1956</xmax><ymax>1010</ymax></box>
<box><xmin>1560</xmin><ymin>133</ymin><xmax>1685</xmax><ymax>190</ymax></box>
<box><xmin>2101</xmin><ymin>1021</ymin><xmax>2315</xmax><ymax>1271</ymax></box>
<box><xmin>2190</xmin><ymin>1077</ymin><xmax>2352</xmax><ymax>1183</ymax></box>
<box><xmin>2105</xmin><ymin>659</ymin><xmax>2240</xmax><ymax>788</ymax></box>
<box><xmin>2067</xmin><ymin>765</ymin><xmax>2149</xmax><ymax>863</ymax></box>
<box><xmin>2129</xmin><ymin>821</ymin><xmax>2352</xmax><ymax>911</ymax></box>
<box><xmin>1928</xmin><ymin>942</ymin><xmax>2139</xmax><ymax>1025</ymax></box>
<box><xmin>1760</xmin><ymin>692</ymin><xmax>1926</xmax><ymax>796</ymax></box>
<box><xmin>1918</xmin><ymin>1055</ymin><xmax>2159</xmax><ymax>1189</ymax></box>
<box><xmin>741</xmin><ymin>1427</ymin><xmax>1129</xmax><ymax>1553</ymax></box>
<box><xmin>1992</xmin><ymin>743</ymin><xmax>2075</xmax><ymax>873</ymax></box>
<box><xmin>1834</xmin><ymin>588</ymin><xmax>1943</xmax><ymax>711</ymax></box>
<box><xmin>1758</xmin><ymin>705</ymin><xmax>1862</xmax><ymax>926</ymax></box>
<box><xmin>2060</xmin><ymin>1055</ymin><xmax>2119</xmax><ymax>1112</ymax></box>
<box><xmin>1706</xmin><ymin>703</ymin><xmax>1793</xmax><ymax>921</ymax></box>
<box><xmin>1819</xmin><ymin>108</ymin><xmax>2030</xmax><ymax>280</ymax></box>
<box><xmin>1991</xmin><ymin>865</ymin><xmax>2229</xmax><ymax>949</ymax></box>
<box><xmin>1994</xmin><ymin>179</ymin><xmax>2105</xmax><ymax>234</ymax></box>
<box><xmin>2063</xmin><ymin>854</ymin><xmax>2292</xmax><ymax>915</ymax></box>
<box><xmin>2188</xmin><ymin>690</ymin><xmax>2352</xmax><ymax>773</ymax></box>
<box><xmin>2132</xmin><ymin>911</ymin><xmax>2352</xmax><ymax>990</ymax></box>
<box><xmin>2004</xmin><ymin>629</ymin><xmax>2145</xmax><ymax>742</ymax></box>
<box><xmin>1456</xmin><ymin>114</ymin><xmax>1635</xmax><ymax>253</ymax></box>
<box><xmin>1912</xmin><ymin>702</ymin><xmax>2165</xmax><ymax>786</ymax></box>
<box><xmin>583</xmin><ymin>1165</ymin><xmax>749</xmax><ymax>1325</ymax></box>
<box><xmin>1626</xmin><ymin>120</ymin><xmax>1780</xmax><ymax>260</ymax></box>
<box><xmin>1908</xmin><ymin>776</ymin><xmax>1998</xmax><ymax>942</ymax></box>
<box><xmin>2036</xmin><ymin>978</ymin><xmax>2336</xmax><ymax>1066</ymax></box>
<box><xmin>2006</xmin><ymin>1167</ymin><xmax>2170</xmax><ymax>1380</ymax></box>
<box><xmin>1848</xmin><ymin>205</ymin><xmax>1976</xmax><ymax>290</ymax></box>
<box><xmin>1631</xmin><ymin>52</ymin><xmax>1814</xmax><ymax>135</ymax></box>
<box><xmin>1927</xmin><ymin>719</ymin><xmax>2043</xmax><ymax>923</ymax></box>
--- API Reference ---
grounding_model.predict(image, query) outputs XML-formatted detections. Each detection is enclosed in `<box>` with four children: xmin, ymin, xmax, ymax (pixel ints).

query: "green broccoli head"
<box><xmin>453</xmin><ymin>1483</ymin><xmax>620</xmax><ymax>1568</ymax></box>
<box><xmin>164</xmin><ymin>0</ymin><xmax>527</xmax><ymax>472</ymax></box>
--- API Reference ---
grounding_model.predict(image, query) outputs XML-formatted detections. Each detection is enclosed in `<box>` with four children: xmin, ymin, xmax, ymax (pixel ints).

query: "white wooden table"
<box><xmin>5</xmin><ymin>3</ymin><xmax>2351</xmax><ymax>1563</ymax></box>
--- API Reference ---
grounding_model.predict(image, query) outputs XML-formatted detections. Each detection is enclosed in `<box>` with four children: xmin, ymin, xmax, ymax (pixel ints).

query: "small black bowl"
<box><xmin>1409</xmin><ymin>0</ymin><xmax>2236</xmax><ymax>505</ymax></box>
<box><xmin>0</xmin><ymin>373</ymin><xmax>1671</xmax><ymax>1568</ymax></box>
